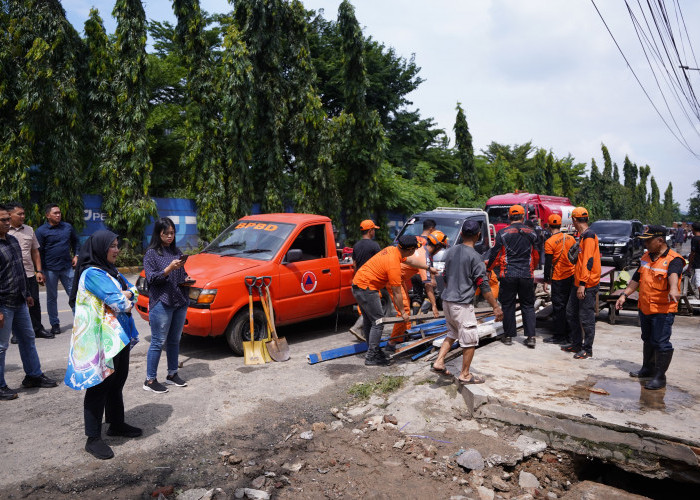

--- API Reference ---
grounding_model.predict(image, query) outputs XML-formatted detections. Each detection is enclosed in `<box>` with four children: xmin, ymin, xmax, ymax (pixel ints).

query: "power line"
<box><xmin>590</xmin><ymin>0</ymin><xmax>700</xmax><ymax>159</ymax></box>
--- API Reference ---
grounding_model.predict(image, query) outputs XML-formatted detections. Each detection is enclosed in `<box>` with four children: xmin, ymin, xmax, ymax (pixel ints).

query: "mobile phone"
<box><xmin>179</xmin><ymin>254</ymin><xmax>189</xmax><ymax>263</ymax></box>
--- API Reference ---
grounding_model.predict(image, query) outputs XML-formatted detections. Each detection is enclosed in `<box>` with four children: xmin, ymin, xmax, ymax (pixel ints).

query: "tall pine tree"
<box><xmin>454</xmin><ymin>102</ymin><xmax>477</xmax><ymax>194</ymax></box>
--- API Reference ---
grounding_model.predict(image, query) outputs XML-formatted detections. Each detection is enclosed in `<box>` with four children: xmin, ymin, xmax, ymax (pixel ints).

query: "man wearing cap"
<box><xmin>386</xmin><ymin>231</ymin><xmax>445</xmax><ymax>351</ymax></box>
<box><xmin>543</xmin><ymin>214</ymin><xmax>577</xmax><ymax>344</ymax></box>
<box><xmin>432</xmin><ymin>220</ymin><xmax>503</xmax><ymax>383</ymax></box>
<box><xmin>561</xmin><ymin>207</ymin><xmax>601</xmax><ymax>359</ymax></box>
<box><xmin>487</xmin><ymin>204</ymin><xmax>538</xmax><ymax>348</ymax></box>
<box><xmin>352</xmin><ymin>236</ymin><xmax>417</xmax><ymax>366</ymax></box>
<box><xmin>349</xmin><ymin>220</ymin><xmax>392</xmax><ymax>340</ymax></box>
<box><xmin>615</xmin><ymin>225</ymin><xmax>684</xmax><ymax>390</ymax></box>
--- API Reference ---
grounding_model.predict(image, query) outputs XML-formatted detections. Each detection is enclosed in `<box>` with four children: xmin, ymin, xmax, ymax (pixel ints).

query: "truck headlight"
<box><xmin>189</xmin><ymin>287</ymin><xmax>218</xmax><ymax>304</ymax></box>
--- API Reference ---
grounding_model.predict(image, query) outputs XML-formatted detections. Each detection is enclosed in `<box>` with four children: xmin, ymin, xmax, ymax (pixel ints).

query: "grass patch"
<box><xmin>348</xmin><ymin>375</ymin><xmax>406</xmax><ymax>400</ymax></box>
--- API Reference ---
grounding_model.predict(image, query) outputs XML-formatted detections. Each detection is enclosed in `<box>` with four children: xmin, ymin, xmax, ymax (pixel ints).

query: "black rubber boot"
<box><xmin>85</xmin><ymin>437</ymin><xmax>114</xmax><ymax>460</ymax></box>
<box><xmin>629</xmin><ymin>342</ymin><xmax>655</xmax><ymax>378</ymax></box>
<box><xmin>644</xmin><ymin>349</ymin><xmax>674</xmax><ymax>391</ymax></box>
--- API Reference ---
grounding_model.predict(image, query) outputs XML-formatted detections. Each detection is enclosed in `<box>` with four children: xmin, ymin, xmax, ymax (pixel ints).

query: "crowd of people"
<box><xmin>1</xmin><ymin>200</ymin><xmax>699</xmax><ymax>462</ymax></box>
<box><xmin>350</xmin><ymin>206</ymin><xmax>698</xmax><ymax>394</ymax></box>
<box><xmin>0</xmin><ymin>204</ymin><xmax>189</xmax><ymax>460</ymax></box>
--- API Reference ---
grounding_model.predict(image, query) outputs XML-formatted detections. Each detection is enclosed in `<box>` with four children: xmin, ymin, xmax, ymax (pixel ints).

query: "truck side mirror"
<box><xmin>285</xmin><ymin>248</ymin><xmax>303</xmax><ymax>263</ymax></box>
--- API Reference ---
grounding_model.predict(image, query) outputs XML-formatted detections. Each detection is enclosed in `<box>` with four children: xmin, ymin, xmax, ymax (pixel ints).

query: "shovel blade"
<box><xmin>266</xmin><ymin>337</ymin><xmax>290</xmax><ymax>362</ymax></box>
<box><xmin>244</xmin><ymin>341</ymin><xmax>266</xmax><ymax>365</ymax></box>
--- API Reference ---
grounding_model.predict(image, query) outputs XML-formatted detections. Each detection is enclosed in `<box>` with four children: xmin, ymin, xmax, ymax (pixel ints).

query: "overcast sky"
<box><xmin>62</xmin><ymin>0</ymin><xmax>700</xmax><ymax>211</ymax></box>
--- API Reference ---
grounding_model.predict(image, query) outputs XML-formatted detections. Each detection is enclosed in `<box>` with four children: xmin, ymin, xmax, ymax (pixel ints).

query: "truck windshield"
<box><xmin>204</xmin><ymin>221</ymin><xmax>295</xmax><ymax>261</ymax></box>
<box><xmin>589</xmin><ymin>221</ymin><xmax>631</xmax><ymax>237</ymax></box>
<box><xmin>398</xmin><ymin>217</ymin><xmax>466</xmax><ymax>248</ymax></box>
<box><xmin>485</xmin><ymin>205</ymin><xmax>511</xmax><ymax>225</ymax></box>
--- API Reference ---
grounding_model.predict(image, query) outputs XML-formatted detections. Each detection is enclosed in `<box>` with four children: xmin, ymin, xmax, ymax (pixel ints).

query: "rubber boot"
<box><xmin>629</xmin><ymin>342</ymin><xmax>655</xmax><ymax>378</ymax></box>
<box><xmin>644</xmin><ymin>349</ymin><xmax>674</xmax><ymax>390</ymax></box>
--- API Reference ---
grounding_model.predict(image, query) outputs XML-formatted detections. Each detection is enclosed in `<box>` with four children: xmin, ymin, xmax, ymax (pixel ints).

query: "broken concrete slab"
<box><xmin>450</xmin><ymin>314</ymin><xmax>700</xmax><ymax>483</ymax></box>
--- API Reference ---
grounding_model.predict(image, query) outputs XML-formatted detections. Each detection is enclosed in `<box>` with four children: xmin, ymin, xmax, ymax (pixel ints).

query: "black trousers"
<box><xmin>84</xmin><ymin>347</ymin><xmax>130</xmax><ymax>437</ymax></box>
<box><xmin>499</xmin><ymin>277</ymin><xmax>536</xmax><ymax>338</ymax></box>
<box><xmin>27</xmin><ymin>276</ymin><xmax>44</xmax><ymax>332</ymax></box>
<box><xmin>550</xmin><ymin>276</ymin><xmax>574</xmax><ymax>339</ymax></box>
<box><xmin>566</xmin><ymin>285</ymin><xmax>599</xmax><ymax>353</ymax></box>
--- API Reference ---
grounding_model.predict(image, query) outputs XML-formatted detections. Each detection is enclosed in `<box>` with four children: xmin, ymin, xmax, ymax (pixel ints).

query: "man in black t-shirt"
<box><xmin>350</xmin><ymin>220</ymin><xmax>388</xmax><ymax>339</ymax></box>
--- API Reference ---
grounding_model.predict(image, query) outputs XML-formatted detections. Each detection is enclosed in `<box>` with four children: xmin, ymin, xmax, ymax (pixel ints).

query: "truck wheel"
<box><xmin>225</xmin><ymin>309</ymin><xmax>267</xmax><ymax>356</ymax></box>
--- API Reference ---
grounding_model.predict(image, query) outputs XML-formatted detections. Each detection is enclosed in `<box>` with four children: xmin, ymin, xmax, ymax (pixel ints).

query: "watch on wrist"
<box><xmin>36</xmin><ymin>270</ymin><xmax>43</xmax><ymax>274</ymax></box>
<box><xmin>621</xmin><ymin>292</ymin><xmax>628</xmax><ymax>298</ymax></box>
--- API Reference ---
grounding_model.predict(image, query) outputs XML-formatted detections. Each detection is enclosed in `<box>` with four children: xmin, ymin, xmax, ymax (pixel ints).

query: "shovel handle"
<box><xmin>244</xmin><ymin>276</ymin><xmax>256</xmax><ymax>292</ymax></box>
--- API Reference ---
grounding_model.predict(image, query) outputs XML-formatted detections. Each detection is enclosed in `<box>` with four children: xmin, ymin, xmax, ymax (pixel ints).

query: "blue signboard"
<box><xmin>79</xmin><ymin>195</ymin><xmax>200</xmax><ymax>251</ymax></box>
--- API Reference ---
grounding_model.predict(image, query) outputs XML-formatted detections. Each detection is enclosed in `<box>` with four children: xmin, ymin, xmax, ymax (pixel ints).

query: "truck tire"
<box><xmin>225</xmin><ymin>308</ymin><xmax>267</xmax><ymax>356</ymax></box>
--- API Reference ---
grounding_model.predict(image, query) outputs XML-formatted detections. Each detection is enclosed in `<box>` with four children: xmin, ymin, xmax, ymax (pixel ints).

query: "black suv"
<box><xmin>589</xmin><ymin>220</ymin><xmax>644</xmax><ymax>270</ymax></box>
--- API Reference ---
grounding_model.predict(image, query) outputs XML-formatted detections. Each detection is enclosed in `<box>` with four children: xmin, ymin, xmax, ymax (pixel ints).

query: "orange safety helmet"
<box><xmin>426</xmin><ymin>230</ymin><xmax>448</xmax><ymax>248</ymax></box>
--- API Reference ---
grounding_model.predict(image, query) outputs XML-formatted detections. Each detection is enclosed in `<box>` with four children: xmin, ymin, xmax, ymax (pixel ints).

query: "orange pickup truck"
<box><xmin>135</xmin><ymin>214</ymin><xmax>355</xmax><ymax>354</ymax></box>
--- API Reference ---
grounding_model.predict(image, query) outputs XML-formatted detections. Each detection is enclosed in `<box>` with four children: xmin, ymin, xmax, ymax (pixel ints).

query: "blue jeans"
<box><xmin>45</xmin><ymin>267</ymin><xmax>74</xmax><ymax>326</ymax></box>
<box><xmin>146</xmin><ymin>302</ymin><xmax>187</xmax><ymax>380</ymax></box>
<box><xmin>0</xmin><ymin>303</ymin><xmax>43</xmax><ymax>387</ymax></box>
<box><xmin>639</xmin><ymin>312</ymin><xmax>674</xmax><ymax>351</ymax></box>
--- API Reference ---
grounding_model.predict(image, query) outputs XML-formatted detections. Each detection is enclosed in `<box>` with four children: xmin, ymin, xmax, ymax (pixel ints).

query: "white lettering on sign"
<box><xmin>83</xmin><ymin>209</ymin><xmax>107</xmax><ymax>221</ymax></box>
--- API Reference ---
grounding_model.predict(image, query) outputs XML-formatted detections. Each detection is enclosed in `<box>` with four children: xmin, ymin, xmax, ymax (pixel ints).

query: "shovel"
<box><xmin>254</xmin><ymin>278</ymin><xmax>272</xmax><ymax>363</ymax></box>
<box><xmin>243</xmin><ymin>276</ymin><xmax>265</xmax><ymax>365</ymax></box>
<box><xmin>261</xmin><ymin>276</ymin><xmax>290</xmax><ymax>361</ymax></box>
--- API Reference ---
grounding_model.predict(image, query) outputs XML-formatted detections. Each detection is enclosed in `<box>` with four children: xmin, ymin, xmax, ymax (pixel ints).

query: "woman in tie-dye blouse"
<box><xmin>65</xmin><ymin>230</ymin><xmax>141</xmax><ymax>460</ymax></box>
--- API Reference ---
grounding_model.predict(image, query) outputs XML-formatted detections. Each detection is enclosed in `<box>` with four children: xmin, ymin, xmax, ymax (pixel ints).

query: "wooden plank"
<box><xmin>375</xmin><ymin>312</ymin><xmax>445</xmax><ymax>325</ymax></box>
<box><xmin>391</xmin><ymin>332</ymin><xmax>447</xmax><ymax>358</ymax></box>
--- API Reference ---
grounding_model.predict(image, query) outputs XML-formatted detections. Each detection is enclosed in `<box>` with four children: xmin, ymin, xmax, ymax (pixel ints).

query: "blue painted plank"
<box><xmin>307</xmin><ymin>340</ymin><xmax>389</xmax><ymax>364</ymax></box>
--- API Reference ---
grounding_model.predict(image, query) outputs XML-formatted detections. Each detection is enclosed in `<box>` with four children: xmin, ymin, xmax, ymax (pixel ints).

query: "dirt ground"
<box><xmin>2</xmin><ymin>379</ymin><xmax>585</xmax><ymax>500</ymax></box>
<box><xmin>1</xmin><ymin>284</ymin><xmax>687</xmax><ymax>500</ymax></box>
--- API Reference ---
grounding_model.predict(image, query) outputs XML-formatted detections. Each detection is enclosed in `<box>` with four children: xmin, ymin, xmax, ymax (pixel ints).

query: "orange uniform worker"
<box><xmin>561</xmin><ymin>207</ymin><xmax>601</xmax><ymax>359</ymax></box>
<box><xmin>615</xmin><ymin>225</ymin><xmax>684</xmax><ymax>390</ymax></box>
<box><xmin>542</xmin><ymin>214</ymin><xmax>576</xmax><ymax>345</ymax></box>
<box><xmin>352</xmin><ymin>236</ymin><xmax>419</xmax><ymax>366</ymax></box>
<box><xmin>387</xmin><ymin>231</ymin><xmax>447</xmax><ymax>351</ymax></box>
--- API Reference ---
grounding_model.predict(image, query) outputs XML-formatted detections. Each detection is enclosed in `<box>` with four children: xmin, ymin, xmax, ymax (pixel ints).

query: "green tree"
<box><xmin>686</xmin><ymin>180</ymin><xmax>700</xmax><ymax>220</ymax></box>
<box><xmin>454</xmin><ymin>102</ymin><xmax>477</xmax><ymax>193</ymax></box>
<box><xmin>285</xmin><ymin>0</ymin><xmax>337</xmax><ymax>217</ymax></box>
<box><xmin>0</xmin><ymin>1</ymin><xmax>33</xmax><ymax>210</ymax></box>
<box><xmin>636</xmin><ymin>165</ymin><xmax>651</xmax><ymax>222</ymax></box>
<box><xmin>174</xmin><ymin>0</ymin><xmax>229</xmax><ymax>240</ymax></box>
<box><xmin>580</xmin><ymin>159</ymin><xmax>610</xmax><ymax>220</ymax></box>
<box><xmin>648</xmin><ymin>176</ymin><xmax>661</xmax><ymax>223</ymax></box>
<box><xmin>332</xmin><ymin>0</ymin><xmax>385</xmax><ymax>239</ymax></box>
<box><xmin>83</xmin><ymin>8</ymin><xmax>115</xmax><ymax>190</ymax></box>
<box><xmin>219</xmin><ymin>24</ymin><xmax>255</xmax><ymax>225</ymax></box>
<box><xmin>8</xmin><ymin>0</ymin><xmax>84</xmax><ymax>226</ymax></box>
<box><xmin>103</xmin><ymin>0</ymin><xmax>157</xmax><ymax>240</ymax></box>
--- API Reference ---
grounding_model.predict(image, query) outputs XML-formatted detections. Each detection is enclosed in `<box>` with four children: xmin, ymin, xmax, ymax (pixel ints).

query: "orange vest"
<box><xmin>638</xmin><ymin>248</ymin><xmax>683</xmax><ymax>315</ymax></box>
